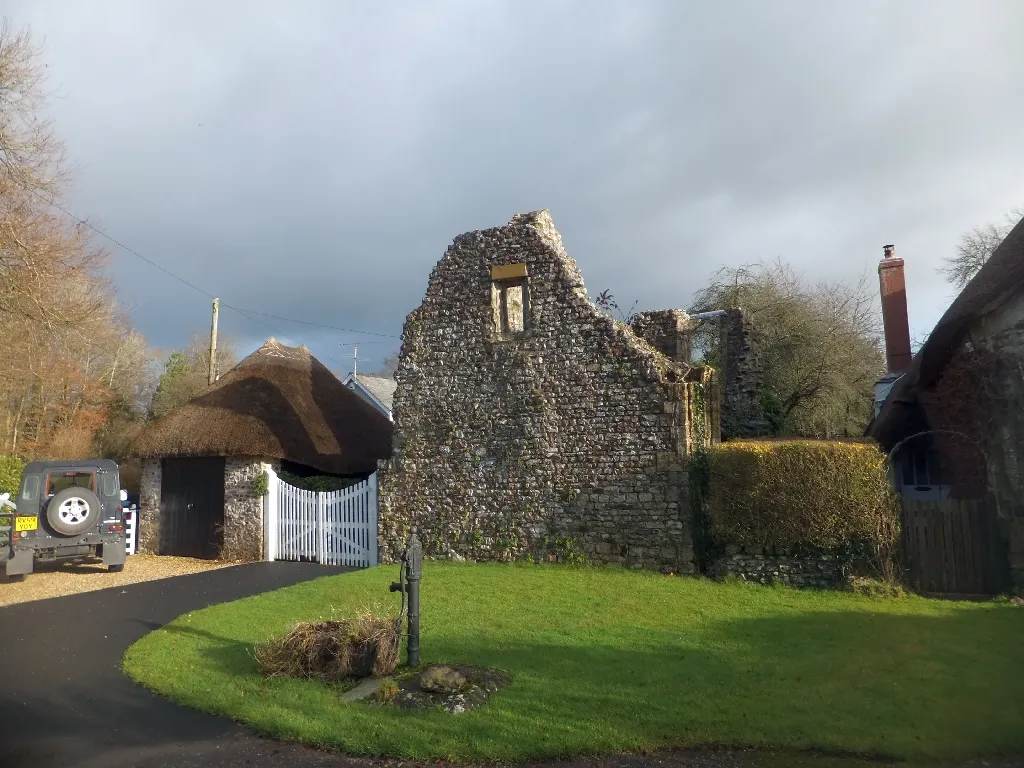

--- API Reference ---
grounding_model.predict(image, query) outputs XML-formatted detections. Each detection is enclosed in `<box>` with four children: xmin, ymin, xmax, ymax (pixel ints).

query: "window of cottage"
<box><xmin>490</xmin><ymin>264</ymin><xmax>529</xmax><ymax>336</ymax></box>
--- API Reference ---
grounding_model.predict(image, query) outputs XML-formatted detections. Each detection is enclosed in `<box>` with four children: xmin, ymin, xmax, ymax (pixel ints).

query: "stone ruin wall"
<box><xmin>719</xmin><ymin>308</ymin><xmax>771</xmax><ymax>439</ymax></box>
<box><xmin>377</xmin><ymin>211</ymin><xmax>718</xmax><ymax>573</ymax></box>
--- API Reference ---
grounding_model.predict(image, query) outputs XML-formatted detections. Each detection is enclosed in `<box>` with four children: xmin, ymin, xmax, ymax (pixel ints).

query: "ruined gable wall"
<box><xmin>378</xmin><ymin>211</ymin><xmax>707</xmax><ymax>572</ymax></box>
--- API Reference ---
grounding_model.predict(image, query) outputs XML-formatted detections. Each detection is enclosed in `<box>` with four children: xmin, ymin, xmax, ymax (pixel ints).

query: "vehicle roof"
<box><xmin>23</xmin><ymin>459</ymin><xmax>120</xmax><ymax>473</ymax></box>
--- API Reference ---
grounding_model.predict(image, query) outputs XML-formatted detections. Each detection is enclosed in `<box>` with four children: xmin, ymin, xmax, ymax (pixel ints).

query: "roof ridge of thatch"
<box><xmin>129</xmin><ymin>336</ymin><xmax>393</xmax><ymax>474</ymax></box>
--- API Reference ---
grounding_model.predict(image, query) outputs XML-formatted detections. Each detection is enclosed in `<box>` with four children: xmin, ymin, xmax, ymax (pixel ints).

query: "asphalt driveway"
<box><xmin>0</xmin><ymin>561</ymin><xmax>372</xmax><ymax>768</ymax></box>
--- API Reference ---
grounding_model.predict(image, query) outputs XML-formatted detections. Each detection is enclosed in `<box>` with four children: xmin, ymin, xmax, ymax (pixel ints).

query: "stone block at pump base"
<box><xmin>385</xmin><ymin>664</ymin><xmax>511</xmax><ymax>715</ymax></box>
<box><xmin>418</xmin><ymin>664</ymin><xmax>466</xmax><ymax>694</ymax></box>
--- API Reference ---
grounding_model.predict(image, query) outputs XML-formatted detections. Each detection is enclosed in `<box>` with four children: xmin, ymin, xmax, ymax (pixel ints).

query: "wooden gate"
<box><xmin>264</xmin><ymin>471</ymin><xmax>378</xmax><ymax>567</ymax></box>
<box><xmin>159</xmin><ymin>457</ymin><xmax>225</xmax><ymax>559</ymax></box>
<box><xmin>900</xmin><ymin>498</ymin><xmax>1010</xmax><ymax>597</ymax></box>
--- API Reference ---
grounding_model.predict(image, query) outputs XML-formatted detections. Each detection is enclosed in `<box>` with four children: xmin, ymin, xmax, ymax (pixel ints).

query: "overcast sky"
<box><xmin>7</xmin><ymin>0</ymin><xmax>1024</xmax><ymax>375</ymax></box>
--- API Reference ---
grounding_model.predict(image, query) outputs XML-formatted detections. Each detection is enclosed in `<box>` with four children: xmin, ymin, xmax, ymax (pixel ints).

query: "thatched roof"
<box><xmin>131</xmin><ymin>339</ymin><xmax>393</xmax><ymax>475</ymax></box>
<box><xmin>866</xmin><ymin>212</ymin><xmax>1024</xmax><ymax>448</ymax></box>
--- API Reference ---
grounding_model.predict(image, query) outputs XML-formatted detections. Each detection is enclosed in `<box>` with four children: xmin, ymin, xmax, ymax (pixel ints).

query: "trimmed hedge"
<box><xmin>705</xmin><ymin>439</ymin><xmax>899</xmax><ymax>552</ymax></box>
<box><xmin>0</xmin><ymin>454</ymin><xmax>25</xmax><ymax>498</ymax></box>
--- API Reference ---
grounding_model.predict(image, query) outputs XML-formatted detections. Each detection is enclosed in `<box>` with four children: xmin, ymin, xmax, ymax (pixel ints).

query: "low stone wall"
<box><xmin>709</xmin><ymin>545</ymin><xmax>849</xmax><ymax>589</ymax></box>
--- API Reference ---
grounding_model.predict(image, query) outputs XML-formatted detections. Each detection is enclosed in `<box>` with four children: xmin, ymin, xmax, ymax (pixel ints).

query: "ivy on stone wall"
<box><xmin>691</xmin><ymin>380</ymin><xmax>709</xmax><ymax>449</ymax></box>
<box><xmin>688</xmin><ymin>448</ymin><xmax>721</xmax><ymax>575</ymax></box>
<box><xmin>251</xmin><ymin>471</ymin><xmax>269</xmax><ymax>497</ymax></box>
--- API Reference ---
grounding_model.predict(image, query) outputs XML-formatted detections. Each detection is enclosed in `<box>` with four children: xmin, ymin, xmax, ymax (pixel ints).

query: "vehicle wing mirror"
<box><xmin>120</xmin><ymin>489</ymin><xmax>128</xmax><ymax>502</ymax></box>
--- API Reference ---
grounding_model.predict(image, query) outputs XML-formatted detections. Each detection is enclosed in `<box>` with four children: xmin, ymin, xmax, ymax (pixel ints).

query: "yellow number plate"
<box><xmin>15</xmin><ymin>516</ymin><xmax>38</xmax><ymax>532</ymax></box>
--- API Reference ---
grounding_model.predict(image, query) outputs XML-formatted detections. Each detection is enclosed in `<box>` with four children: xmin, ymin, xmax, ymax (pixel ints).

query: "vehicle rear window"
<box><xmin>101</xmin><ymin>472</ymin><xmax>119</xmax><ymax>497</ymax></box>
<box><xmin>47</xmin><ymin>472</ymin><xmax>96</xmax><ymax>496</ymax></box>
<box><xmin>20</xmin><ymin>474</ymin><xmax>40</xmax><ymax>501</ymax></box>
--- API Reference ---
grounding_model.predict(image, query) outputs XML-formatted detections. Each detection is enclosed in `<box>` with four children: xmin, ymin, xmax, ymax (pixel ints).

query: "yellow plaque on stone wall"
<box><xmin>491</xmin><ymin>263</ymin><xmax>528</xmax><ymax>280</ymax></box>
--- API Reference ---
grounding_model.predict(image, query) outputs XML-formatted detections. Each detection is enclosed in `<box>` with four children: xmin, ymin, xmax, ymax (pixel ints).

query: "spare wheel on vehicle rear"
<box><xmin>46</xmin><ymin>487</ymin><xmax>101</xmax><ymax>536</ymax></box>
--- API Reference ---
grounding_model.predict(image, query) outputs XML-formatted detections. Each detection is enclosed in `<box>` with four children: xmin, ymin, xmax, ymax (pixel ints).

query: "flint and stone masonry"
<box><xmin>377</xmin><ymin>210</ymin><xmax>762</xmax><ymax>573</ymax></box>
<box><xmin>138</xmin><ymin>456</ymin><xmax>279</xmax><ymax>561</ymax></box>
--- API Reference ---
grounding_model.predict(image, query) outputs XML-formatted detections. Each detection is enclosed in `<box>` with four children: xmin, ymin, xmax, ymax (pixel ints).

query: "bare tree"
<box><xmin>371</xmin><ymin>351</ymin><xmax>400</xmax><ymax>377</ymax></box>
<box><xmin>0</xmin><ymin>20</ymin><xmax>109</xmax><ymax>331</ymax></box>
<box><xmin>691</xmin><ymin>259</ymin><xmax>885</xmax><ymax>438</ymax></box>
<box><xmin>0</xmin><ymin>22</ymin><xmax>158</xmax><ymax>458</ymax></box>
<box><xmin>939</xmin><ymin>207</ymin><xmax>1023</xmax><ymax>290</ymax></box>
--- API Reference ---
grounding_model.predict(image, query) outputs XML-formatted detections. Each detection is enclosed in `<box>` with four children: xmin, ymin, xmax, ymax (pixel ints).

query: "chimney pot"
<box><xmin>878</xmin><ymin>244</ymin><xmax>911</xmax><ymax>374</ymax></box>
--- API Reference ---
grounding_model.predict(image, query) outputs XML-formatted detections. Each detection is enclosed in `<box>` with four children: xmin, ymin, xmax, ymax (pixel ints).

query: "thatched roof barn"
<box><xmin>134</xmin><ymin>338</ymin><xmax>392</xmax><ymax>474</ymax></box>
<box><xmin>132</xmin><ymin>339</ymin><xmax>393</xmax><ymax>562</ymax></box>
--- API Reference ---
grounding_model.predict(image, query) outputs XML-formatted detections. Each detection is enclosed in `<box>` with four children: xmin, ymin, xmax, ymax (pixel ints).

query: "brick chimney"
<box><xmin>878</xmin><ymin>244</ymin><xmax>912</xmax><ymax>374</ymax></box>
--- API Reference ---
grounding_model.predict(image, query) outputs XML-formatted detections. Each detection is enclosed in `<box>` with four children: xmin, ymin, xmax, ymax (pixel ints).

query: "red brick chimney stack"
<box><xmin>878</xmin><ymin>244</ymin><xmax>912</xmax><ymax>374</ymax></box>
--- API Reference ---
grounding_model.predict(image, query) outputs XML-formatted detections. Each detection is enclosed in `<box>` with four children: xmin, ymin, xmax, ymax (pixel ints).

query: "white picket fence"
<box><xmin>125</xmin><ymin>508</ymin><xmax>138</xmax><ymax>555</ymax></box>
<box><xmin>263</xmin><ymin>469</ymin><xmax>378</xmax><ymax>567</ymax></box>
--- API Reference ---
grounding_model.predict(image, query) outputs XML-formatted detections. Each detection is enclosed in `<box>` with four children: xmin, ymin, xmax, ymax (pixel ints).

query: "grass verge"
<box><xmin>122</xmin><ymin>563</ymin><xmax>1024</xmax><ymax>762</ymax></box>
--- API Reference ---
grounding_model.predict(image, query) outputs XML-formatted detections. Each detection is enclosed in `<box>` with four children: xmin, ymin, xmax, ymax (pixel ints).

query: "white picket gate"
<box><xmin>125</xmin><ymin>508</ymin><xmax>138</xmax><ymax>555</ymax></box>
<box><xmin>263</xmin><ymin>469</ymin><xmax>378</xmax><ymax>567</ymax></box>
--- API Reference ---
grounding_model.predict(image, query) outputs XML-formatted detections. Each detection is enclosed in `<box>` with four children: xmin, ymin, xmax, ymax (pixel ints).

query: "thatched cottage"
<box><xmin>868</xmin><ymin>214</ymin><xmax>1024</xmax><ymax>591</ymax></box>
<box><xmin>131</xmin><ymin>339</ymin><xmax>393</xmax><ymax>561</ymax></box>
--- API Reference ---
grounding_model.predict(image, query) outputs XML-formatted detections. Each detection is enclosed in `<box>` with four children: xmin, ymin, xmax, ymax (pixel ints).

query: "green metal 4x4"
<box><xmin>0</xmin><ymin>459</ymin><xmax>129</xmax><ymax>581</ymax></box>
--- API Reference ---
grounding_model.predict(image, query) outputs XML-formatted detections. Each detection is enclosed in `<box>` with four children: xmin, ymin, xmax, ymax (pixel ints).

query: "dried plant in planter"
<box><xmin>254</xmin><ymin>611</ymin><xmax>399</xmax><ymax>680</ymax></box>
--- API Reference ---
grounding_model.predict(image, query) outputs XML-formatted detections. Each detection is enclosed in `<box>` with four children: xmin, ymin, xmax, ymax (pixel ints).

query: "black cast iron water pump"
<box><xmin>389</xmin><ymin>532</ymin><xmax>422</xmax><ymax>666</ymax></box>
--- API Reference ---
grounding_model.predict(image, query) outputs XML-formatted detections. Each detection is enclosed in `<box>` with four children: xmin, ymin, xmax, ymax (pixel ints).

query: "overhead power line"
<box><xmin>15</xmin><ymin>181</ymin><xmax>401</xmax><ymax>341</ymax></box>
<box><xmin>227</xmin><ymin>308</ymin><xmax>400</xmax><ymax>338</ymax></box>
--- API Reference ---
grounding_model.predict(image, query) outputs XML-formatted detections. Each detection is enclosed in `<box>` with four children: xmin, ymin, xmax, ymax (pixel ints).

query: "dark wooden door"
<box><xmin>159</xmin><ymin>457</ymin><xmax>225</xmax><ymax>559</ymax></box>
<box><xmin>900</xmin><ymin>498</ymin><xmax>1010</xmax><ymax>597</ymax></box>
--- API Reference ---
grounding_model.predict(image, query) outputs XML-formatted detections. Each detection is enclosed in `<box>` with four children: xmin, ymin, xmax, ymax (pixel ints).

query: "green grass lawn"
<box><xmin>122</xmin><ymin>563</ymin><xmax>1024</xmax><ymax>763</ymax></box>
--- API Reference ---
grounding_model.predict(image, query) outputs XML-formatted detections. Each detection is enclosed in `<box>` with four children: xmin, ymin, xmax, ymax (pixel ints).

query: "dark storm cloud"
<box><xmin>7</xmin><ymin>0</ymin><xmax>1024</xmax><ymax>371</ymax></box>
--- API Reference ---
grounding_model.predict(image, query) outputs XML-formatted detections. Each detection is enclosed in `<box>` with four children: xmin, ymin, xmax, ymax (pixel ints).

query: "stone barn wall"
<box><xmin>136</xmin><ymin>455</ymin><xmax>279</xmax><ymax>562</ymax></box>
<box><xmin>138</xmin><ymin>458</ymin><xmax>161</xmax><ymax>554</ymax></box>
<box><xmin>377</xmin><ymin>210</ymin><xmax>717</xmax><ymax>573</ymax></box>
<box><xmin>222</xmin><ymin>457</ymin><xmax>280</xmax><ymax>562</ymax></box>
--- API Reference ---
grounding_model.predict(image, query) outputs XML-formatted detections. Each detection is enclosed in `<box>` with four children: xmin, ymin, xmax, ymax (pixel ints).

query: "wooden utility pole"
<box><xmin>209</xmin><ymin>297</ymin><xmax>220</xmax><ymax>385</ymax></box>
<box><xmin>340</xmin><ymin>342</ymin><xmax>373</xmax><ymax>378</ymax></box>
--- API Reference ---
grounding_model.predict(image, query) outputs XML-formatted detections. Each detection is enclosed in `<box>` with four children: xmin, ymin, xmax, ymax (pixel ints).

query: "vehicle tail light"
<box><xmin>108</xmin><ymin>523</ymin><xmax>124</xmax><ymax>534</ymax></box>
